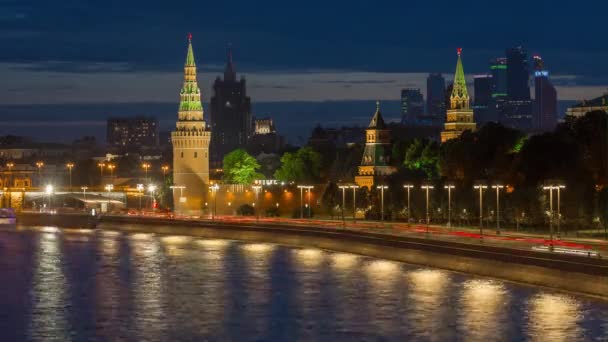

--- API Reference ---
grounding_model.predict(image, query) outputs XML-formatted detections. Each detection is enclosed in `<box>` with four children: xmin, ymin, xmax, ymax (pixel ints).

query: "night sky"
<box><xmin>1</xmin><ymin>0</ymin><xmax>606</xmax><ymax>143</ymax></box>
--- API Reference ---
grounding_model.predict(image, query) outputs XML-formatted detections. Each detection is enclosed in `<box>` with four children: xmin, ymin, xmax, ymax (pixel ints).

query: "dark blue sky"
<box><xmin>0</xmin><ymin>0</ymin><xmax>606</xmax><ymax>143</ymax></box>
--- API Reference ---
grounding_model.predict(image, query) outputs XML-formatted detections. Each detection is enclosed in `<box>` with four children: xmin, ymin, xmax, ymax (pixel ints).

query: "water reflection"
<box><xmin>131</xmin><ymin>237</ymin><xmax>166</xmax><ymax>340</ymax></box>
<box><xmin>28</xmin><ymin>233</ymin><xmax>70</xmax><ymax>341</ymax></box>
<box><xmin>407</xmin><ymin>269</ymin><xmax>449</xmax><ymax>339</ymax></box>
<box><xmin>95</xmin><ymin>231</ymin><xmax>123</xmax><ymax>340</ymax></box>
<box><xmin>365</xmin><ymin>260</ymin><xmax>404</xmax><ymax>336</ymax></box>
<box><xmin>527</xmin><ymin>293</ymin><xmax>583</xmax><ymax>341</ymax></box>
<box><xmin>460</xmin><ymin>279</ymin><xmax>508</xmax><ymax>341</ymax></box>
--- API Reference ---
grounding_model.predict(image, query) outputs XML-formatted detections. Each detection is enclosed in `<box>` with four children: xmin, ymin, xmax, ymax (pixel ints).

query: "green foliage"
<box><xmin>274</xmin><ymin>146</ymin><xmax>322</xmax><ymax>182</ymax></box>
<box><xmin>236</xmin><ymin>204</ymin><xmax>255</xmax><ymax>216</ymax></box>
<box><xmin>222</xmin><ymin>149</ymin><xmax>263</xmax><ymax>184</ymax></box>
<box><xmin>403</xmin><ymin>139</ymin><xmax>439</xmax><ymax>179</ymax></box>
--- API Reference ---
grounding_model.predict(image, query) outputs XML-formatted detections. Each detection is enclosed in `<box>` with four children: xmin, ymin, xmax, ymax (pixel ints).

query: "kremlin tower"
<box><xmin>440</xmin><ymin>48</ymin><xmax>477</xmax><ymax>142</ymax></box>
<box><xmin>171</xmin><ymin>34</ymin><xmax>211</xmax><ymax>214</ymax></box>
<box><xmin>354</xmin><ymin>101</ymin><xmax>397</xmax><ymax>188</ymax></box>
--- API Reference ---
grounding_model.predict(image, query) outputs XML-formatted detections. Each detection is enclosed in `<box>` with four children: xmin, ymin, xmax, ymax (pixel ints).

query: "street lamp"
<box><xmin>252</xmin><ymin>185</ymin><xmax>262</xmax><ymax>222</ymax></box>
<box><xmin>338</xmin><ymin>184</ymin><xmax>350</xmax><ymax>225</ymax></box>
<box><xmin>543</xmin><ymin>183</ymin><xmax>565</xmax><ymax>245</ymax></box>
<box><xmin>136</xmin><ymin>184</ymin><xmax>144</xmax><ymax>210</ymax></box>
<box><xmin>107</xmin><ymin>164</ymin><xmax>116</xmax><ymax>180</ymax></box>
<box><xmin>444</xmin><ymin>184</ymin><xmax>455</xmax><ymax>229</ymax></box>
<box><xmin>297</xmin><ymin>185</ymin><xmax>314</xmax><ymax>218</ymax></box>
<box><xmin>403</xmin><ymin>184</ymin><xmax>414</xmax><ymax>225</ymax></box>
<box><xmin>161</xmin><ymin>165</ymin><xmax>169</xmax><ymax>182</ymax></box>
<box><xmin>556</xmin><ymin>185</ymin><xmax>565</xmax><ymax>238</ymax></box>
<box><xmin>148</xmin><ymin>184</ymin><xmax>157</xmax><ymax>210</ymax></box>
<box><xmin>474</xmin><ymin>184</ymin><xmax>488</xmax><ymax>238</ymax></box>
<box><xmin>66</xmin><ymin>162</ymin><xmax>74</xmax><ymax>190</ymax></box>
<box><xmin>210</xmin><ymin>184</ymin><xmax>219</xmax><ymax>220</ymax></box>
<box><xmin>350</xmin><ymin>185</ymin><xmax>360</xmax><ymax>222</ymax></box>
<box><xmin>98</xmin><ymin>162</ymin><xmax>106</xmax><ymax>178</ymax></box>
<box><xmin>36</xmin><ymin>161</ymin><xmax>44</xmax><ymax>185</ymax></box>
<box><xmin>105</xmin><ymin>184</ymin><xmax>114</xmax><ymax>213</ymax></box>
<box><xmin>491</xmin><ymin>184</ymin><xmax>504</xmax><ymax>235</ymax></box>
<box><xmin>142</xmin><ymin>162</ymin><xmax>151</xmax><ymax>182</ymax></box>
<box><xmin>6</xmin><ymin>162</ymin><xmax>14</xmax><ymax>188</ymax></box>
<box><xmin>45</xmin><ymin>184</ymin><xmax>53</xmax><ymax>212</ymax></box>
<box><xmin>421</xmin><ymin>184</ymin><xmax>434</xmax><ymax>233</ymax></box>
<box><xmin>81</xmin><ymin>186</ymin><xmax>88</xmax><ymax>210</ymax></box>
<box><xmin>170</xmin><ymin>185</ymin><xmax>185</xmax><ymax>213</ymax></box>
<box><xmin>376</xmin><ymin>185</ymin><xmax>389</xmax><ymax>223</ymax></box>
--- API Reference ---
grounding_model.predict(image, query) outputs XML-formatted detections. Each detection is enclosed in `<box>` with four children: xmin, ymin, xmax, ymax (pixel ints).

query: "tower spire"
<box><xmin>224</xmin><ymin>43</ymin><xmax>236</xmax><ymax>81</ymax></box>
<box><xmin>185</xmin><ymin>33</ymin><xmax>196</xmax><ymax>67</ymax></box>
<box><xmin>450</xmin><ymin>48</ymin><xmax>469</xmax><ymax>110</ymax></box>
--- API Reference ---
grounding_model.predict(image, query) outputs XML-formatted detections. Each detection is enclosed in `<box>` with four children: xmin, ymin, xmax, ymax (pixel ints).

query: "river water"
<box><xmin>0</xmin><ymin>227</ymin><xmax>606</xmax><ymax>341</ymax></box>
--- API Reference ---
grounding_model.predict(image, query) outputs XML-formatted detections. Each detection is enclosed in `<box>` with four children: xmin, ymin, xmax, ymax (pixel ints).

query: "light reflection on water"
<box><xmin>0</xmin><ymin>229</ymin><xmax>605</xmax><ymax>341</ymax></box>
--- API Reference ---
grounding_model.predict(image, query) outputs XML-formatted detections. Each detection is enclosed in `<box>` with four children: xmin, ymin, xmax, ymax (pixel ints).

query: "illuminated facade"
<box><xmin>355</xmin><ymin>102</ymin><xmax>396</xmax><ymax>188</ymax></box>
<box><xmin>441</xmin><ymin>49</ymin><xmax>477</xmax><ymax>142</ymax></box>
<box><xmin>170</xmin><ymin>34</ymin><xmax>211</xmax><ymax>214</ymax></box>
<box><xmin>566</xmin><ymin>94</ymin><xmax>608</xmax><ymax>118</ymax></box>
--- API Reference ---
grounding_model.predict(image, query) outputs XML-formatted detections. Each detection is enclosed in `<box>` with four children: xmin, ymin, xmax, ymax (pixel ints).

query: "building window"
<box><xmin>181</xmin><ymin>152</ymin><xmax>184</xmax><ymax>158</ymax></box>
<box><xmin>194</xmin><ymin>152</ymin><xmax>198</xmax><ymax>158</ymax></box>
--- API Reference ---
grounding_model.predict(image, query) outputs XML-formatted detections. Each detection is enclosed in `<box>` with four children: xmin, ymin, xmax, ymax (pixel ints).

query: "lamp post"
<box><xmin>81</xmin><ymin>186</ymin><xmax>88</xmax><ymax>210</ymax></box>
<box><xmin>210</xmin><ymin>184</ymin><xmax>219</xmax><ymax>220</ymax></box>
<box><xmin>297</xmin><ymin>185</ymin><xmax>314</xmax><ymax>218</ymax></box>
<box><xmin>421</xmin><ymin>184</ymin><xmax>434</xmax><ymax>233</ymax></box>
<box><xmin>45</xmin><ymin>184</ymin><xmax>53</xmax><ymax>213</ymax></box>
<box><xmin>543</xmin><ymin>185</ymin><xmax>555</xmax><ymax>249</ymax></box>
<box><xmin>136</xmin><ymin>184</ymin><xmax>144</xmax><ymax>210</ymax></box>
<box><xmin>107</xmin><ymin>164</ymin><xmax>116</xmax><ymax>181</ymax></box>
<box><xmin>474</xmin><ymin>184</ymin><xmax>488</xmax><ymax>238</ymax></box>
<box><xmin>142</xmin><ymin>162</ymin><xmax>151</xmax><ymax>182</ymax></box>
<box><xmin>350</xmin><ymin>185</ymin><xmax>360</xmax><ymax>223</ymax></box>
<box><xmin>252</xmin><ymin>185</ymin><xmax>262</xmax><ymax>222</ymax></box>
<box><xmin>338</xmin><ymin>185</ymin><xmax>350</xmax><ymax>225</ymax></box>
<box><xmin>556</xmin><ymin>185</ymin><xmax>565</xmax><ymax>238</ymax></box>
<box><xmin>444</xmin><ymin>184</ymin><xmax>455</xmax><ymax>229</ymax></box>
<box><xmin>36</xmin><ymin>161</ymin><xmax>44</xmax><ymax>185</ymax></box>
<box><xmin>491</xmin><ymin>184</ymin><xmax>504</xmax><ymax>235</ymax></box>
<box><xmin>148</xmin><ymin>184</ymin><xmax>157</xmax><ymax>211</ymax></box>
<box><xmin>98</xmin><ymin>162</ymin><xmax>106</xmax><ymax>179</ymax></box>
<box><xmin>66</xmin><ymin>162</ymin><xmax>74</xmax><ymax>191</ymax></box>
<box><xmin>169</xmin><ymin>185</ymin><xmax>185</xmax><ymax>213</ymax></box>
<box><xmin>6</xmin><ymin>162</ymin><xmax>14</xmax><ymax>208</ymax></box>
<box><xmin>377</xmin><ymin>185</ymin><xmax>388</xmax><ymax>223</ymax></box>
<box><xmin>104</xmin><ymin>184</ymin><xmax>113</xmax><ymax>213</ymax></box>
<box><xmin>403</xmin><ymin>184</ymin><xmax>414</xmax><ymax>225</ymax></box>
<box><xmin>161</xmin><ymin>165</ymin><xmax>169</xmax><ymax>182</ymax></box>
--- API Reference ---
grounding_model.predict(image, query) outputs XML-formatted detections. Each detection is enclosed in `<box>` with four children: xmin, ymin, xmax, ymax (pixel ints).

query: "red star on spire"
<box><xmin>188</xmin><ymin>32</ymin><xmax>192</xmax><ymax>41</ymax></box>
<box><xmin>457</xmin><ymin>47</ymin><xmax>462</xmax><ymax>56</ymax></box>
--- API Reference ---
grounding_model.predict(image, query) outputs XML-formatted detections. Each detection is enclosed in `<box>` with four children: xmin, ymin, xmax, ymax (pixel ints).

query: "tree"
<box><xmin>274</xmin><ymin>146</ymin><xmax>322</xmax><ymax>182</ymax></box>
<box><xmin>222</xmin><ymin>149</ymin><xmax>263</xmax><ymax>184</ymax></box>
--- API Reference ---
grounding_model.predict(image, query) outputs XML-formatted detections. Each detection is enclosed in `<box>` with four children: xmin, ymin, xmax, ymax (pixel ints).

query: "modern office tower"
<box><xmin>171</xmin><ymin>34</ymin><xmax>211</xmax><ymax>214</ymax></box>
<box><xmin>489</xmin><ymin>57</ymin><xmax>508</xmax><ymax>123</ymax></box>
<box><xmin>503</xmin><ymin>46</ymin><xmax>533</xmax><ymax>129</ymax></box>
<box><xmin>533</xmin><ymin>55</ymin><xmax>557</xmax><ymax>131</ymax></box>
<box><xmin>426</xmin><ymin>73</ymin><xmax>446</xmax><ymax>119</ymax></box>
<box><xmin>400</xmin><ymin>88</ymin><xmax>425</xmax><ymax>124</ymax></box>
<box><xmin>106</xmin><ymin>117</ymin><xmax>159</xmax><ymax>151</ymax></box>
<box><xmin>473</xmin><ymin>75</ymin><xmax>494</xmax><ymax>124</ymax></box>
<box><xmin>441</xmin><ymin>49</ymin><xmax>477</xmax><ymax>142</ymax></box>
<box><xmin>355</xmin><ymin>102</ymin><xmax>396</xmax><ymax>188</ymax></box>
<box><xmin>210</xmin><ymin>46</ymin><xmax>252</xmax><ymax>164</ymax></box>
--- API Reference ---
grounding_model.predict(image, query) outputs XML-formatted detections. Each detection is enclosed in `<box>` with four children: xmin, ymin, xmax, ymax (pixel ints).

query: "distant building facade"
<box><xmin>566</xmin><ymin>94</ymin><xmax>608</xmax><ymax>118</ymax></box>
<box><xmin>400</xmin><ymin>88</ymin><xmax>425</xmax><ymax>124</ymax></box>
<box><xmin>171</xmin><ymin>35</ymin><xmax>211</xmax><ymax>214</ymax></box>
<box><xmin>210</xmin><ymin>47</ymin><xmax>252</xmax><ymax>165</ymax></box>
<box><xmin>503</xmin><ymin>46</ymin><xmax>533</xmax><ymax>129</ymax></box>
<box><xmin>532</xmin><ymin>55</ymin><xmax>557</xmax><ymax>131</ymax></box>
<box><xmin>441</xmin><ymin>49</ymin><xmax>476</xmax><ymax>142</ymax></box>
<box><xmin>489</xmin><ymin>57</ymin><xmax>508</xmax><ymax>123</ymax></box>
<box><xmin>426</xmin><ymin>73</ymin><xmax>446</xmax><ymax>120</ymax></box>
<box><xmin>355</xmin><ymin>102</ymin><xmax>396</xmax><ymax>188</ymax></box>
<box><xmin>473</xmin><ymin>75</ymin><xmax>493</xmax><ymax>124</ymax></box>
<box><xmin>247</xmin><ymin>117</ymin><xmax>285</xmax><ymax>154</ymax></box>
<box><xmin>106</xmin><ymin>117</ymin><xmax>158</xmax><ymax>151</ymax></box>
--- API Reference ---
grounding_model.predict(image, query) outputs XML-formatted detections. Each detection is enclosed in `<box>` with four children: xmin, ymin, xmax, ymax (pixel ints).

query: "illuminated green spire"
<box><xmin>185</xmin><ymin>33</ymin><xmax>196</xmax><ymax>66</ymax></box>
<box><xmin>450</xmin><ymin>48</ymin><xmax>470</xmax><ymax>110</ymax></box>
<box><xmin>177</xmin><ymin>33</ymin><xmax>204</xmax><ymax>124</ymax></box>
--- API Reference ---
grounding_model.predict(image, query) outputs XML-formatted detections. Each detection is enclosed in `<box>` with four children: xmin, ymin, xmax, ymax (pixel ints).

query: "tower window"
<box><xmin>194</xmin><ymin>152</ymin><xmax>198</xmax><ymax>158</ymax></box>
<box><xmin>181</xmin><ymin>152</ymin><xmax>184</xmax><ymax>158</ymax></box>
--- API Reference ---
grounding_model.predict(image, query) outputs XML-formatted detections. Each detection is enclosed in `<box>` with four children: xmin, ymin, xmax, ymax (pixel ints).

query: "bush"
<box><xmin>265</xmin><ymin>207</ymin><xmax>280</xmax><ymax>217</ymax></box>
<box><xmin>237</xmin><ymin>204</ymin><xmax>255</xmax><ymax>216</ymax></box>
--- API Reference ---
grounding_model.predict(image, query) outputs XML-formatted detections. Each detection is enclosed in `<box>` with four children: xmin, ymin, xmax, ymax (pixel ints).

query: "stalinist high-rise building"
<box><xmin>441</xmin><ymin>48</ymin><xmax>476</xmax><ymax>142</ymax></box>
<box><xmin>171</xmin><ymin>34</ymin><xmax>211</xmax><ymax>214</ymax></box>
